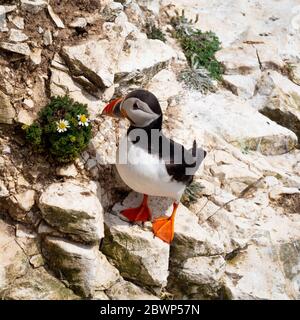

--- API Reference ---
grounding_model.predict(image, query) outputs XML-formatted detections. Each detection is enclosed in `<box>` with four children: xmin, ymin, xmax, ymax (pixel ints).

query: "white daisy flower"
<box><xmin>77</xmin><ymin>114</ymin><xmax>90</xmax><ymax>127</ymax></box>
<box><xmin>56</xmin><ymin>119</ymin><xmax>70</xmax><ymax>133</ymax></box>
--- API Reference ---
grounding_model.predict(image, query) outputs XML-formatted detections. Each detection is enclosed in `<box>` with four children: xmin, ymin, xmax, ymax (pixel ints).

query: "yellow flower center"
<box><xmin>80</xmin><ymin>115</ymin><xmax>87</xmax><ymax>123</ymax></box>
<box><xmin>58</xmin><ymin>122</ymin><xmax>67</xmax><ymax>129</ymax></box>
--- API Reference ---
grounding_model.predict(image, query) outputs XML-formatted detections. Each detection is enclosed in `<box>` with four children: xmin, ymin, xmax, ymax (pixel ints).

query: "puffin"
<box><xmin>102</xmin><ymin>89</ymin><xmax>206</xmax><ymax>244</ymax></box>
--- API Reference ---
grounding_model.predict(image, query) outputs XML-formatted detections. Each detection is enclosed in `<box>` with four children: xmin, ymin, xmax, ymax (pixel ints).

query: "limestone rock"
<box><xmin>29</xmin><ymin>254</ymin><xmax>45</xmax><ymax>268</ymax></box>
<box><xmin>210</xmin><ymin>163</ymin><xmax>261</xmax><ymax>185</ymax></box>
<box><xmin>223</xmin><ymin>74</ymin><xmax>259</xmax><ymax>99</ymax></box>
<box><xmin>182</xmin><ymin>90</ymin><xmax>297</xmax><ymax>155</ymax></box>
<box><xmin>255</xmin><ymin>70</ymin><xmax>300</xmax><ymax>142</ymax></box>
<box><xmin>15</xmin><ymin>190</ymin><xmax>36</xmax><ymax>212</ymax></box>
<box><xmin>30</xmin><ymin>48</ymin><xmax>42</xmax><ymax>65</ymax></box>
<box><xmin>50</xmin><ymin>54</ymin><xmax>102</xmax><ymax>119</ymax></box>
<box><xmin>224</xmin><ymin>240</ymin><xmax>294</xmax><ymax>299</ymax></box>
<box><xmin>90</xmin><ymin>117</ymin><xmax>127</xmax><ymax>165</ymax></box>
<box><xmin>104</xmin><ymin>1</ymin><xmax>124</xmax><ymax>17</ymax></box>
<box><xmin>85</xmin><ymin>159</ymin><xmax>97</xmax><ymax>171</ymax></box>
<box><xmin>23</xmin><ymin>98</ymin><xmax>34</xmax><ymax>109</ymax></box>
<box><xmin>255</xmin><ymin>44</ymin><xmax>285</xmax><ymax>71</ymax></box>
<box><xmin>0</xmin><ymin>5</ymin><xmax>16</xmax><ymax>14</ymax></box>
<box><xmin>215</xmin><ymin>45</ymin><xmax>260</xmax><ymax>75</ymax></box>
<box><xmin>102</xmin><ymin>193</ymin><xmax>170</xmax><ymax>288</ymax></box>
<box><xmin>8</xmin><ymin>190</ymin><xmax>36</xmax><ymax>221</ymax></box>
<box><xmin>113</xmin><ymin>11</ymin><xmax>146</xmax><ymax>39</ymax></box>
<box><xmin>43</xmin><ymin>29</ymin><xmax>53</xmax><ymax>46</ymax></box>
<box><xmin>42</xmin><ymin>237</ymin><xmax>119</xmax><ymax>297</ymax></box>
<box><xmin>16</xmin><ymin>109</ymin><xmax>35</xmax><ymax>126</ymax></box>
<box><xmin>202</xmin><ymin>205</ymin><xmax>257</xmax><ymax>254</ymax></box>
<box><xmin>16</xmin><ymin>223</ymin><xmax>37</xmax><ymax>240</ymax></box>
<box><xmin>9</xmin><ymin>16</ymin><xmax>25</xmax><ymax>30</ymax></box>
<box><xmin>0</xmin><ymin>181</ymin><xmax>9</xmax><ymax>198</ymax></box>
<box><xmin>56</xmin><ymin>164</ymin><xmax>78</xmax><ymax>178</ymax></box>
<box><xmin>168</xmin><ymin>256</ymin><xmax>226</xmax><ymax>299</ymax></box>
<box><xmin>21</xmin><ymin>0</ymin><xmax>47</xmax><ymax>13</ymax></box>
<box><xmin>9</xmin><ymin>29</ymin><xmax>28</xmax><ymax>42</ymax></box>
<box><xmin>279</xmin><ymin>240</ymin><xmax>300</xmax><ymax>299</ymax></box>
<box><xmin>123</xmin><ymin>0</ymin><xmax>146</xmax><ymax>27</ymax></box>
<box><xmin>37</xmin><ymin>221</ymin><xmax>62</xmax><ymax>237</ymax></box>
<box><xmin>0</xmin><ymin>42</ymin><xmax>31</xmax><ymax>56</ymax></box>
<box><xmin>290</xmin><ymin>63</ymin><xmax>300</xmax><ymax>85</ymax></box>
<box><xmin>166</xmin><ymin>0</ymin><xmax>300</xmax><ymax>57</ymax></box>
<box><xmin>269</xmin><ymin>186</ymin><xmax>300</xmax><ymax>201</ymax></box>
<box><xmin>0</xmin><ymin>5</ymin><xmax>16</xmax><ymax>32</ymax></box>
<box><xmin>93</xmin><ymin>291</ymin><xmax>109</xmax><ymax>300</ymax></box>
<box><xmin>0</xmin><ymin>90</ymin><xmax>16</xmax><ymax>124</ymax></box>
<box><xmin>136</xmin><ymin>0</ymin><xmax>160</xmax><ymax>15</ymax></box>
<box><xmin>0</xmin><ymin>218</ymin><xmax>29</xmax><ymax>293</ymax></box>
<box><xmin>69</xmin><ymin>17</ymin><xmax>87</xmax><ymax>29</ymax></box>
<box><xmin>106</xmin><ymin>278</ymin><xmax>158</xmax><ymax>300</ymax></box>
<box><xmin>146</xmin><ymin>69</ymin><xmax>183</xmax><ymax>112</ymax></box>
<box><xmin>61</xmin><ymin>37</ymin><xmax>124</xmax><ymax>90</ymax></box>
<box><xmin>38</xmin><ymin>181</ymin><xmax>104</xmax><ymax>243</ymax></box>
<box><xmin>47</xmin><ymin>5</ymin><xmax>65</xmax><ymax>29</ymax></box>
<box><xmin>115</xmin><ymin>39</ymin><xmax>176</xmax><ymax>89</ymax></box>
<box><xmin>168</xmin><ymin>202</ymin><xmax>224</xmax><ymax>264</ymax></box>
<box><xmin>1</xmin><ymin>267</ymin><xmax>79</xmax><ymax>300</ymax></box>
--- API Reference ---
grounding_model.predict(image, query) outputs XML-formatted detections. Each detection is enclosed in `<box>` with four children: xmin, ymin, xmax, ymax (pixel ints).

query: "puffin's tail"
<box><xmin>192</xmin><ymin>140</ymin><xmax>197</xmax><ymax>157</ymax></box>
<box><xmin>188</xmin><ymin>140</ymin><xmax>207</xmax><ymax>172</ymax></box>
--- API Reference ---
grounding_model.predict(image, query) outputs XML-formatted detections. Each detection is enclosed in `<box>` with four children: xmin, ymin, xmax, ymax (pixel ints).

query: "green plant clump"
<box><xmin>179</xmin><ymin>67</ymin><xmax>216</xmax><ymax>93</ymax></box>
<box><xmin>171</xmin><ymin>11</ymin><xmax>224</xmax><ymax>80</ymax></box>
<box><xmin>181</xmin><ymin>181</ymin><xmax>205</xmax><ymax>208</ymax></box>
<box><xmin>145</xmin><ymin>23</ymin><xmax>167</xmax><ymax>42</ymax></box>
<box><xmin>24</xmin><ymin>95</ymin><xmax>92</xmax><ymax>163</ymax></box>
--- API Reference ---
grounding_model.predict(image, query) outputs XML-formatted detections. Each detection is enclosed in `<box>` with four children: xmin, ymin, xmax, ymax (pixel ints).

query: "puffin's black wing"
<box><xmin>152</xmin><ymin>134</ymin><xmax>207</xmax><ymax>185</ymax></box>
<box><xmin>128</xmin><ymin>127</ymin><xmax>206</xmax><ymax>185</ymax></box>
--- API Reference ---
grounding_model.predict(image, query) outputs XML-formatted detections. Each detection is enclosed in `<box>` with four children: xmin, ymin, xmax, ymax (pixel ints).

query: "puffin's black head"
<box><xmin>102</xmin><ymin>89</ymin><xmax>162</xmax><ymax>129</ymax></box>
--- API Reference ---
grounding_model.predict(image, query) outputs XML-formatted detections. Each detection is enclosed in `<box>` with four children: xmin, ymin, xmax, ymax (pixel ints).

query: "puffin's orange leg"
<box><xmin>121</xmin><ymin>194</ymin><xmax>151</xmax><ymax>222</ymax></box>
<box><xmin>152</xmin><ymin>202</ymin><xmax>178</xmax><ymax>244</ymax></box>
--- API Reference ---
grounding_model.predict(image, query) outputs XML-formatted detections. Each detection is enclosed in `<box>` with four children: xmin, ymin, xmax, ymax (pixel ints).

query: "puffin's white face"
<box><xmin>102</xmin><ymin>89</ymin><xmax>162</xmax><ymax>128</ymax></box>
<box><xmin>121</xmin><ymin>97</ymin><xmax>160</xmax><ymax>127</ymax></box>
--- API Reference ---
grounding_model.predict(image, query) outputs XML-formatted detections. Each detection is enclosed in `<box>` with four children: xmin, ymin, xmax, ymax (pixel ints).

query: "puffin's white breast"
<box><xmin>116</xmin><ymin>137</ymin><xmax>185</xmax><ymax>200</ymax></box>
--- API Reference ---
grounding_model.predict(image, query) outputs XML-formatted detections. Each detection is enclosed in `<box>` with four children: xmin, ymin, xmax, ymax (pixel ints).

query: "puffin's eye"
<box><xmin>133</xmin><ymin>102</ymin><xmax>139</xmax><ymax>110</ymax></box>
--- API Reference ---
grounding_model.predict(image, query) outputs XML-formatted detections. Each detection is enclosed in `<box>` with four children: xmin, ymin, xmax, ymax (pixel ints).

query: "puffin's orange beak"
<box><xmin>101</xmin><ymin>98</ymin><xmax>123</xmax><ymax>117</ymax></box>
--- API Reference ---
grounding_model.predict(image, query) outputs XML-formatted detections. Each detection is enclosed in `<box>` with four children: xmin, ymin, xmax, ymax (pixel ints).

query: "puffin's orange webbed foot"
<box><xmin>152</xmin><ymin>202</ymin><xmax>178</xmax><ymax>244</ymax></box>
<box><xmin>121</xmin><ymin>205</ymin><xmax>151</xmax><ymax>222</ymax></box>
<box><xmin>152</xmin><ymin>216</ymin><xmax>174</xmax><ymax>244</ymax></box>
<box><xmin>121</xmin><ymin>194</ymin><xmax>151</xmax><ymax>222</ymax></box>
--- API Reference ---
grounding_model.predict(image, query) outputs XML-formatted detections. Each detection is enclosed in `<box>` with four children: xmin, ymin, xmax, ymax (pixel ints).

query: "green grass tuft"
<box><xmin>179</xmin><ymin>67</ymin><xmax>216</xmax><ymax>93</ymax></box>
<box><xmin>171</xmin><ymin>11</ymin><xmax>224</xmax><ymax>80</ymax></box>
<box><xmin>181</xmin><ymin>181</ymin><xmax>205</xmax><ymax>207</ymax></box>
<box><xmin>145</xmin><ymin>23</ymin><xmax>167</xmax><ymax>42</ymax></box>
